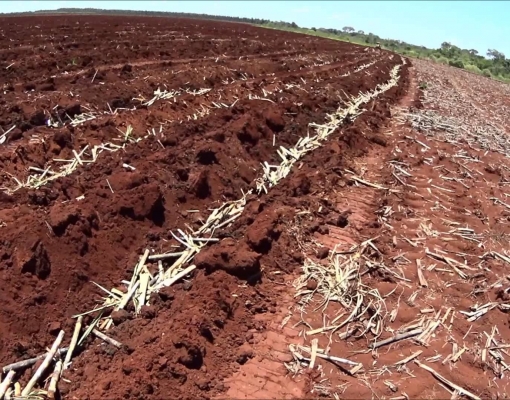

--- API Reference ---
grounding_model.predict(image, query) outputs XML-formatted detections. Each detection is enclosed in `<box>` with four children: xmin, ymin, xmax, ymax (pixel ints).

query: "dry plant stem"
<box><xmin>138</xmin><ymin>272</ymin><xmax>150</xmax><ymax>309</ymax></box>
<box><xmin>395</xmin><ymin>350</ymin><xmax>423</xmax><ymax>366</ymax></box>
<box><xmin>451</xmin><ymin>347</ymin><xmax>467</xmax><ymax>363</ymax></box>
<box><xmin>118</xmin><ymin>281</ymin><xmax>140</xmax><ymax>311</ymax></box>
<box><xmin>92</xmin><ymin>329</ymin><xmax>123</xmax><ymax>349</ymax></box>
<box><xmin>371</xmin><ymin>328</ymin><xmax>423</xmax><ymax>349</ymax></box>
<box><xmin>154</xmin><ymin>264</ymin><xmax>197</xmax><ymax>289</ymax></box>
<box><xmin>316</xmin><ymin>352</ymin><xmax>361</xmax><ymax>367</ymax></box>
<box><xmin>0</xmin><ymin>371</ymin><xmax>15</xmax><ymax>399</ymax></box>
<box><xmin>147</xmin><ymin>251</ymin><xmax>185</xmax><ymax>261</ymax></box>
<box><xmin>299</xmin><ymin>345</ymin><xmax>361</xmax><ymax>367</ymax></box>
<box><xmin>349</xmin><ymin>175</ymin><xmax>389</xmax><ymax>190</ymax></box>
<box><xmin>416</xmin><ymin>260</ymin><xmax>428</xmax><ymax>287</ymax></box>
<box><xmin>21</xmin><ymin>330</ymin><xmax>65</xmax><ymax>396</ymax></box>
<box><xmin>482</xmin><ymin>328</ymin><xmax>494</xmax><ymax>364</ymax></box>
<box><xmin>47</xmin><ymin>360</ymin><xmax>63</xmax><ymax>400</ymax></box>
<box><xmin>63</xmin><ymin>316</ymin><xmax>82</xmax><ymax>370</ymax></box>
<box><xmin>414</xmin><ymin>360</ymin><xmax>481</xmax><ymax>400</ymax></box>
<box><xmin>309</xmin><ymin>339</ymin><xmax>319</xmax><ymax>369</ymax></box>
<box><xmin>2</xmin><ymin>348</ymin><xmax>69</xmax><ymax>374</ymax></box>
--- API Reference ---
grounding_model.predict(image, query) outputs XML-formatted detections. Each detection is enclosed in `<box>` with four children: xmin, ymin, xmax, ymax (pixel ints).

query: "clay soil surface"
<box><xmin>276</xmin><ymin>60</ymin><xmax>510</xmax><ymax>399</ymax></box>
<box><xmin>0</xmin><ymin>14</ymin><xmax>406</xmax><ymax>400</ymax></box>
<box><xmin>4</xmin><ymin>13</ymin><xmax>505</xmax><ymax>400</ymax></box>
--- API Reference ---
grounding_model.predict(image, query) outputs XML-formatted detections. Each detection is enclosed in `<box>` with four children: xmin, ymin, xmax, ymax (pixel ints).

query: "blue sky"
<box><xmin>4</xmin><ymin>1</ymin><xmax>509</xmax><ymax>57</ymax></box>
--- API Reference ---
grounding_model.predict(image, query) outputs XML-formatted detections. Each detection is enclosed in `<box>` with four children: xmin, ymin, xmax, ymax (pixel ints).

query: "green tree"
<box><xmin>449</xmin><ymin>59</ymin><xmax>464</xmax><ymax>69</ymax></box>
<box><xmin>487</xmin><ymin>49</ymin><xmax>505</xmax><ymax>61</ymax></box>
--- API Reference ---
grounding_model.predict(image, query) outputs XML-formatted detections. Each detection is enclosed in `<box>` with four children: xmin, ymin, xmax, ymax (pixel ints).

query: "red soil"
<box><xmin>0</xmin><ymin>15</ymin><xmax>409</xmax><ymax>399</ymax></box>
<box><xmin>279</xmin><ymin>64</ymin><xmax>510</xmax><ymax>399</ymax></box>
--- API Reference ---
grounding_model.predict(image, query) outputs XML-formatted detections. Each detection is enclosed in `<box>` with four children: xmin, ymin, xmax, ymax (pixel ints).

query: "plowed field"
<box><xmin>0</xmin><ymin>14</ymin><xmax>461</xmax><ymax>400</ymax></box>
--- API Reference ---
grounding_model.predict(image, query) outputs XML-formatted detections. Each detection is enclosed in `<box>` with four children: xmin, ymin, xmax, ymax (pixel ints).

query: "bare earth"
<box><xmin>278</xmin><ymin>59</ymin><xmax>510</xmax><ymax>399</ymax></box>
<box><xmin>0</xmin><ymin>14</ymin><xmax>509</xmax><ymax>400</ymax></box>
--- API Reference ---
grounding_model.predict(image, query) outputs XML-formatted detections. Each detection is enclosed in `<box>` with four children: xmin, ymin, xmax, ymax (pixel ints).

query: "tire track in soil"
<box><xmin>211</xmin><ymin>61</ymin><xmax>411</xmax><ymax>400</ymax></box>
<box><xmin>368</xmin><ymin>68</ymin><xmax>510</xmax><ymax>398</ymax></box>
<box><xmin>285</xmin><ymin>65</ymin><xmax>422</xmax><ymax>400</ymax></box>
<box><xmin>285</xmin><ymin>63</ymin><xmax>510</xmax><ymax>399</ymax></box>
<box><xmin>216</xmin><ymin>293</ymin><xmax>307</xmax><ymax>400</ymax></box>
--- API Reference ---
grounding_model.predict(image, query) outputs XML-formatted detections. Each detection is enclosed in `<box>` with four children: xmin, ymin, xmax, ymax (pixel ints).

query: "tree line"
<box><xmin>265</xmin><ymin>23</ymin><xmax>510</xmax><ymax>83</ymax></box>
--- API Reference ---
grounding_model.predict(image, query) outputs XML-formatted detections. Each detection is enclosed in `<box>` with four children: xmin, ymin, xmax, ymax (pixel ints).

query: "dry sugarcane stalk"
<box><xmin>21</xmin><ymin>330</ymin><xmax>64</xmax><ymax>396</ymax></box>
<box><xmin>338</xmin><ymin>327</ymin><xmax>357</xmax><ymax>340</ymax></box>
<box><xmin>63</xmin><ymin>316</ymin><xmax>82</xmax><ymax>370</ymax></box>
<box><xmin>491</xmin><ymin>251</ymin><xmax>510</xmax><ymax>265</ymax></box>
<box><xmin>459</xmin><ymin>302</ymin><xmax>497</xmax><ymax>322</ymax></box>
<box><xmin>309</xmin><ymin>339</ymin><xmax>319</xmax><ymax>369</ymax></box>
<box><xmin>414</xmin><ymin>360</ymin><xmax>481</xmax><ymax>400</ymax></box>
<box><xmin>118</xmin><ymin>281</ymin><xmax>140</xmax><ymax>311</ymax></box>
<box><xmin>451</xmin><ymin>346</ymin><xmax>467</xmax><ymax>363</ymax></box>
<box><xmin>417</xmin><ymin>321</ymin><xmax>441</xmax><ymax>345</ymax></box>
<box><xmin>78</xmin><ymin>311</ymin><xmax>104</xmax><ymax>345</ymax></box>
<box><xmin>2</xmin><ymin>347</ymin><xmax>69</xmax><ymax>374</ymax></box>
<box><xmin>482</xmin><ymin>328</ymin><xmax>493</xmax><ymax>364</ymax></box>
<box><xmin>106</xmin><ymin>179</ymin><xmax>114</xmax><ymax>193</ymax></box>
<box><xmin>92</xmin><ymin>329</ymin><xmax>123</xmax><ymax>349</ymax></box>
<box><xmin>13</xmin><ymin>382</ymin><xmax>20</xmax><ymax>397</ymax></box>
<box><xmin>148</xmin><ymin>251</ymin><xmax>185</xmax><ymax>261</ymax></box>
<box><xmin>416</xmin><ymin>259</ymin><xmax>428</xmax><ymax>287</ymax></box>
<box><xmin>395</xmin><ymin>350</ymin><xmax>423</xmax><ymax>366</ymax></box>
<box><xmin>153</xmin><ymin>264</ymin><xmax>196</xmax><ymax>290</ymax></box>
<box><xmin>349</xmin><ymin>175</ymin><xmax>389</xmax><ymax>190</ymax></box>
<box><xmin>425</xmin><ymin>249</ymin><xmax>468</xmax><ymax>279</ymax></box>
<box><xmin>298</xmin><ymin>345</ymin><xmax>362</xmax><ymax>369</ymax></box>
<box><xmin>315</xmin><ymin>352</ymin><xmax>361</xmax><ymax>367</ymax></box>
<box><xmin>28</xmin><ymin>166</ymin><xmax>56</xmax><ymax>176</ymax></box>
<box><xmin>137</xmin><ymin>272</ymin><xmax>150</xmax><ymax>311</ymax></box>
<box><xmin>0</xmin><ymin>370</ymin><xmax>15</xmax><ymax>399</ymax></box>
<box><xmin>46</xmin><ymin>360</ymin><xmax>62</xmax><ymax>399</ymax></box>
<box><xmin>488</xmin><ymin>349</ymin><xmax>510</xmax><ymax>373</ymax></box>
<box><xmin>132</xmin><ymin>249</ymin><xmax>150</xmax><ymax>287</ymax></box>
<box><xmin>371</xmin><ymin>328</ymin><xmax>423</xmax><ymax>349</ymax></box>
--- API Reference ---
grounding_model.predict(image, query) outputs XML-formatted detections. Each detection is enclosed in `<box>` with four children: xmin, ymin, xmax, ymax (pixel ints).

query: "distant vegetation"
<box><xmin>4</xmin><ymin>8</ymin><xmax>509</xmax><ymax>83</ymax></box>
<box><xmin>262</xmin><ymin>22</ymin><xmax>510</xmax><ymax>83</ymax></box>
